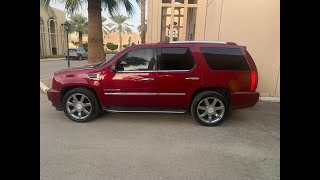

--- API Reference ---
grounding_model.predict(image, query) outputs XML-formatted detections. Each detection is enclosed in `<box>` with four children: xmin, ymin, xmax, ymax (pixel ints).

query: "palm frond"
<box><xmin>121</xmin><ymin>0</ymin><xmax>135</xmax><ymax>16</ymax></box>
<box><xmin>62</xmin><ymin>0</ymin><xmax>82</xmax><ymax>14</ymax></box>
<box><xmin>102</xmin><ymin>17</ymin><xmax>107</xmax><ymax>23</ymax></box>
<box><xmin>124</xmin><ymin>27</ymin><xmax>133</xmax><ymax>34</ymax></box>
<box><xmin>101</xmin><ymin>0</ymin><xmax>119</xmax><ymax>17</ymax></box>
<box><xmin>106</xmin><ymin>23</ymin><xmax>116</xmax><ymax>27</ymax></box>
<box><xmin>108</xmin><ymin>15</ymin><xmax>133</xmax><ymax>35</ymax></box>
<box><xmin>109</xmin><ymin>27</ymin><xmax>118</xmax><ymax>33</ymax></box>
<box><xmin>124</xmin><ymin>23</ymin><xmax>133</xmax><ymax>27</ymax></box>
<box><xmin>69</xmin><ymin>13</ymin><xmax>88</xmax><ymax>34</ymax></box>
<box><xmin>40</xmin><ymin>0</ymin><xmax>51</xmax><ymax>9</ymax></box>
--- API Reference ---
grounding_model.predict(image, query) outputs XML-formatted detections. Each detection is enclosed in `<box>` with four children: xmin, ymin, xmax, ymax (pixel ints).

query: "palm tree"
<box><xmin>140</xmin><ymin>0</ymin><xmax>146</xmax><ymax>44</ymax></box>
<box><xmin>102</xmin><ymin>17</ymin><xmax>110</xmax><ymax>34</ymax></box>
<box><xmin>137</xmin><ymin>21</ymin><xmax>147</xmax><ymax>36</ymax></box>
<box><xmin>40</xmin><ymin>0</ymin><xmax>141</xmax><ymax>65</ymax></box>
<box><xmin>107</xmin><ymin>15</ymin><xmax>133</xmax><ymax>51</ymax></box>
<box><xmin>69</xmin><ymin>14</ymin><xmax>88</xmax><ymax>47</ymax></box>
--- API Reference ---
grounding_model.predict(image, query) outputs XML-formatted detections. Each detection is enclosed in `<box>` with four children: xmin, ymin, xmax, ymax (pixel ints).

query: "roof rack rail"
<box><xmin>168</xmin><ymin>41</ymin><xmax>228</xmax><ymax>44</ymax></box>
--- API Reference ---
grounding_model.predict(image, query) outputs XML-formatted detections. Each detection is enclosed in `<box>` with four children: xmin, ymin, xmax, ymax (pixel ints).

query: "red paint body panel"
<box><xmin>47</xmin><ymin>42</ymin><xmax>259</xmax><ymax>112</ymax></box>
<box><xmin>102</xmin><ymin>71</ymin><xmax>159</xmax><ymax>107</ymax></box>
<box><xmin>231</xmin><ymin>92</ymin><xmax>259</xmax><ymax>109</ymax></box>
<box><xmin>47</xmin><ymin>89</ymin><xmax>61</xmax><ymax>109</ymax></box>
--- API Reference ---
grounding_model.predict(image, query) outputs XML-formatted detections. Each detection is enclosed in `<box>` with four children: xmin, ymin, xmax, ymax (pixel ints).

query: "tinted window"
<box><xmin>116</xmin><ymin>48</ymin><xmax>156</xmax><ymax>71</ymax></box>
<box><xmin>200</xmin><ymin>47</ymin><xmax>250</xmax><ymax>70</ymax></box>
<box><xmin>158</xmin><ymin>48</ymin><xmax>194</xmax><ymax>70</ymax></box>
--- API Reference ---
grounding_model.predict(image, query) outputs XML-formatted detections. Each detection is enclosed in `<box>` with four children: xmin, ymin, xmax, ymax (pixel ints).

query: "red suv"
<box><xmin>47</xmin><ymin>41</ymin><xmax>259</xmax><ymax>126</ymax></box>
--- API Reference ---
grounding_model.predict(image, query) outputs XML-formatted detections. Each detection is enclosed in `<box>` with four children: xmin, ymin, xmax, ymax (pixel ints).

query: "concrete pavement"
<box><xmin>40</xmin><ymin>92</ymin><xmax>280</xmax><ymax>180</ymax></box>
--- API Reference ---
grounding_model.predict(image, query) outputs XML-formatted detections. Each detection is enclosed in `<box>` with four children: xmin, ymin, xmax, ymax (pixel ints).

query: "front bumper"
<box><xmin>47</xmin><ymin>89</ymin><xmax>62</xmax><ymax>110</ymax></box>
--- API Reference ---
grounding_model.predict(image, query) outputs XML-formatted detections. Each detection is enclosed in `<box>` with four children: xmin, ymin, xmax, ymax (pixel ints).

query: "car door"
<box><xmin>102</xmin><ymin>47</ymin><xmax>159</xmax><ymax>108</ymax></box>
<box><xmin>155</xmin><ymin>45</ymin><xmax>202</xmax><ymax>109</ymax></box>
<box><xmin>79</xmin><ymin>48</ymin><xmax>87</xmax><ymax>57</ymax></box>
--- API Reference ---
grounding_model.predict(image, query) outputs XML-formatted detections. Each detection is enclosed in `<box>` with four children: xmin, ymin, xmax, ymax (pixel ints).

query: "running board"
<box><xmin>104</xmin><ymin>107</ymin><xmax>187</xmax><ymax>114</ymax></box>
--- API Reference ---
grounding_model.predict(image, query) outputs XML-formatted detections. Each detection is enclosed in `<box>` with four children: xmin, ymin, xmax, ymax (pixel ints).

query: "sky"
<box><xmin>50</xmin><ymin>0</ymin><xmax>144</xmax><ymax>33</ymax></box>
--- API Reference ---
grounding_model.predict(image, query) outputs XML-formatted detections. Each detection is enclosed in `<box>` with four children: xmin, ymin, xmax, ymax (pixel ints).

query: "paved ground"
<box><xmin>40</xmin><ymin>55</ymin><xmax>114</xmax><ymax>79</ymax></box>
<box><xmin>41</xmin><ymin>92</ymin><xmax>280</xmax><ymax>180</ymax></box>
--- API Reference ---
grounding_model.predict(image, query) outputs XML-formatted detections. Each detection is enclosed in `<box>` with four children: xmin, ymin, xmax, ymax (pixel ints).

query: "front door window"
<box><xmin>116</xmin><ymin>48</ymin><xmax>156</xmax><ymax>71</ymax></box>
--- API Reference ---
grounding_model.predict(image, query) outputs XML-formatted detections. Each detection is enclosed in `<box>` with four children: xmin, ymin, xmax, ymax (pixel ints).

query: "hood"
<box><xmin>55</xmin><ymin>65</ymin><xmax>95</xmax><ymax>74</ymax></box>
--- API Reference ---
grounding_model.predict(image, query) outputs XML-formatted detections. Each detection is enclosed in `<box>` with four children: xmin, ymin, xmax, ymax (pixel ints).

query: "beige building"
<box><xmin>40</xmin><ymin>7</ymin><xmax>67</xmax><ymax>57</ymax></box>
<box><xmin>69</xmin><ymin>31</ymin><xmax>141</xmax><ymax>51</ymax></box>
<box><xmin>147</xmin><ymin>0</ymin><xmax>280</xmax><ymax>97</ymax></box>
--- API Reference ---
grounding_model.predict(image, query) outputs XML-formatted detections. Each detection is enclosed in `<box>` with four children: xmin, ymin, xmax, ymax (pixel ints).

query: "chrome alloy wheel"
<box><xmin>66</xmin><ymin>93</ymin><xmax>92</xmax><ymax>120</ymax></box>
<box><xmin>196</xmin><ymin>97</ymin><xmax>225</xmax><ymax>123</ymax></box>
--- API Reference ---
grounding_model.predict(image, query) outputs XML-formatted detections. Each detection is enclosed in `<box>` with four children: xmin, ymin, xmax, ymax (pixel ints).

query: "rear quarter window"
<box><xmin>200</xmin><ymin>47</ymin><xmax>250</xmax><ymax>71</ymax></box>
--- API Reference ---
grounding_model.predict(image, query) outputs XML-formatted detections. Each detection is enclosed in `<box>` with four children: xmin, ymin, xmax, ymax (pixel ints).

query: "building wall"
<box><xmin>222</xmin><ymin>0</ymin><xmax>279</xmax><ymax>97</ymax></box>
<box><xmin>69</xmin><ymin>32</ymin><xmax>141</xmax><ymax>51</ymax></box>
<box><xmin>147</xmin><ymin>0</ymin><xmax>280</xmax><ymax>97</ymax></box>
<box><xmin>40</xmin><ymin>7</ymin><xmax>66</xmax><ymax>57</ymax></box>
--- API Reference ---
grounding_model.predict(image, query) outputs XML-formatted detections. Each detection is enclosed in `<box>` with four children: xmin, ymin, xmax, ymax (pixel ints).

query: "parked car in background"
<box><xmin>48</xmin><ymin>41</ymin><xmax>259</xmax><ymax>126</ymax></box>
<box><xmin>65</xmin><ymin>48</ymin><xmax>88</xmax><ymax>60</ymax></box>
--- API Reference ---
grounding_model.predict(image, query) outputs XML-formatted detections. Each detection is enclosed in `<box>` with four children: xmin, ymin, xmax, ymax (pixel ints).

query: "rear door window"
<box><xmin>158</xmin><ymin>48</ymin><xmax>194</xmax><ymax>70</ymax></box>
<box><xmin>200</xmin><ymin>47</ymin><xmax>250</xmax><ymax>70</ymax></box>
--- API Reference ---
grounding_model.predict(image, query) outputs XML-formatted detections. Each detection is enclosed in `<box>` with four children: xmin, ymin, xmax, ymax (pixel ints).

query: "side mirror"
<box><xmin>109</xmin><ymin>63</ymin><xmax>116</xmax><ymax>73</ymax></box>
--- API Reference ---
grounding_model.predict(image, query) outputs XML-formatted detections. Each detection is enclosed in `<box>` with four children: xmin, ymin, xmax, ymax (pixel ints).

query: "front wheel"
<box><xmin>190</xmin><ymin>91</ymin><xmax>230</xmax><ymax>126</ymax></box>
<box><xmin>62</xmin><ymin>88</ymin><xmax>101</xmax><ymax>122</ymax></box>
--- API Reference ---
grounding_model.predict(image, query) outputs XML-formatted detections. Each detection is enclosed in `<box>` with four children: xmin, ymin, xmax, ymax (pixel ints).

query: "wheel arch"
<box><xmin>60</xmin><ymin>85</ymin><xmax>99</xmax><ymax>105</ymax></box>
<box><xmin>189</xmin><ymin>87</ymin><xmax>231</xmax><ymax>110</ymax></box>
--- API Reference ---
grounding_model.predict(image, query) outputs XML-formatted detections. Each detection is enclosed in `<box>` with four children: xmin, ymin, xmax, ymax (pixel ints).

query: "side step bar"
<box><xmin>104</xmin><ymin>107</ymin><xmax>187</xmax><ymax>114</ymax></box>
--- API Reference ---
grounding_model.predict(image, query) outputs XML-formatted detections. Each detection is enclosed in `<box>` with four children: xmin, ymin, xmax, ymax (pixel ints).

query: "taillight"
<box><xmin>250</xmin><ymin>71</ymin><xmax>258</xmax><ymax>91</ymax></box>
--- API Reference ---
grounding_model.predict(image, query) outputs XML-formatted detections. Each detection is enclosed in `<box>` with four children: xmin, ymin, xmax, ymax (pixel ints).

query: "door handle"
<box><xmin>141</xmin><ymin>77</ymin><xmax>154</xmax><ymax>81</ymax></box>
<box><xmin>186</xmin><ymin>77</ymin><xmax>199</xmax><ymax>80</ymax></box>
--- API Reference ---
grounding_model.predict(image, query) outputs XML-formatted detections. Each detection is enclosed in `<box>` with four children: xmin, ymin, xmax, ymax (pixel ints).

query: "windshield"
<box><xmin>94</xmin><ymin>56</ymin><xmax>114</xmax><ymax>68</ymax></box>
<box><xmin>94</xmin><ymin>48</ymin><xmax>127</xmax><ymax>68</ymax></box>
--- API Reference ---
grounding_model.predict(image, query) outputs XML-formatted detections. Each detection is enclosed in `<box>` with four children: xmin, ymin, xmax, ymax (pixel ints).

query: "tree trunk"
<box><xmin>88</xmin><ymin>0</ymin><xmax>105</xmax><ymax>65</ymax></box>
<box><xmin>140</xmin><ymin>0</ymin><xmax>146</xmax><ymax>44</ymax></box>
<box><xmin>79</xmin><ymin>32</ymin><xmax>83</xmax><ymax>47</ymax></box>
<box><xmin>119</xmin><ymin>30</ymin><xmax>122</xmax><ymax>51</ymax></box>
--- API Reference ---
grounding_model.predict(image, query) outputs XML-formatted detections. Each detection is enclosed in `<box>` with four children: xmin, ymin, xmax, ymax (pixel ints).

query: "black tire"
<box><xmin>78</xmin><ymin>55</ymin><xmax>82</xmax><ymax>60</ymax></box>
<box><xmin>62</xmin><ymin>88</ymin><xmax>101</xmax><ymax>122</ymax></box>
<box><xmin>190</xmin><ymin>91</ymin><xmax>230</xmax><ymax>126</ymax></box>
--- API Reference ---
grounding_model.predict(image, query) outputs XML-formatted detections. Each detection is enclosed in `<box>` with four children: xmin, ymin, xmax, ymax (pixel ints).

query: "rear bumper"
<box><xmin>47</xmin><ymin>89</ymin><xmax>62</xmax><ymax>110</ymax></box>
<box><xmin>231</xmin><ymin>92</ymin><xmax>259</xmax><ymax>109</ymax></box>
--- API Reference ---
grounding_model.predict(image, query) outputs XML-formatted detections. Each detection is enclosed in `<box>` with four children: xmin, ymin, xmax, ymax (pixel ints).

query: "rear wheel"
<box><xmin>191</xmin><ymin>91</ymin><xmax>230</xmax><ymax>126</ymax></box>
<box><xmin>62</xmin><ymin>88</ymin><xmax>101</xmax><ymax>122</ymax></box>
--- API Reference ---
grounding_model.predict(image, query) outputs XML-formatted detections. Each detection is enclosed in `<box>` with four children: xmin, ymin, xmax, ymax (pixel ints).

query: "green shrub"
<box><xmin>82</xmin><ymin>43</ymin><xmax>88</xmax><ymax>51</ymax></box>
<box><xmin>106</xmin><ymin>43</ymin><xmax>118</xmax><ymax>52</ymax></box>
<box><xmin>123</xmin><ymin>44</ymin><xmax>128</xmax><ymax>48</ymax></box>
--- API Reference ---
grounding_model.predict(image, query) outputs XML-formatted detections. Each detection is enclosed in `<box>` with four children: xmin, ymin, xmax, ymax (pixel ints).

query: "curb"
<box><xmin>40</xmin><ymin>80</ymin><xmax>50</xmax><ymax>93</ymax></box>
<box><xmin>40</xmin><ymin>58</ymin><xmax>65</xmax><ymax>62</ymax></box>
<box><xmin>259</xmin><ymin>97</ymin><xmax>280</xmax><ymax>102</ymax></box>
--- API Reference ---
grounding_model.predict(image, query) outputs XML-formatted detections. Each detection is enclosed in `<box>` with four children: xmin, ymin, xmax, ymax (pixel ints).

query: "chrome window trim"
<box><xmin>117</xmin><ymin>70</ymin><xmax>157</xmax><ymax>73</ymax></box>
<box><xmin>158</xmin><ymin>93</ymin><xmax>186</xmax><ymax>96</ymax></box>
<box><xmin>116</xmin><ymin>70</ymin><xmax>191</xmax><ymax>73</ymax></box>
<box><xmin>157</xmin><ymin>69</ymin><xmax>191</xmax><ymax>72</ymax></box>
